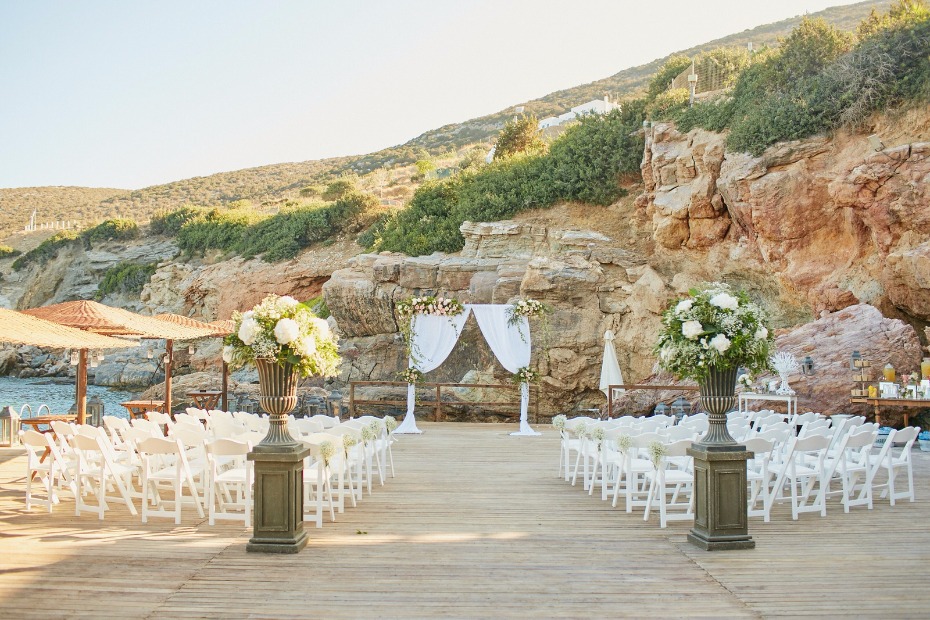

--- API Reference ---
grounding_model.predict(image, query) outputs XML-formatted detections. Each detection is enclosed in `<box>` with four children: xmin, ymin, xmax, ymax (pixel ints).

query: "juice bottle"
<box><xmin>883</xmin><ymin>363</ymin><xmax>896</xmax><ymax>382</ymax></box>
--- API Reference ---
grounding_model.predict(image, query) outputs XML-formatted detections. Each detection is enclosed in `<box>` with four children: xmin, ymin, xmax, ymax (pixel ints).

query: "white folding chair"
<box><xmin>767</xmin><ymin>435</ymin><xmax>830</xmax><ymax>520</ymax></box>
<box><xmin>871</xmin><ymin>426</ymin><xmax>920</xmax><ymax>505</ymax></box>
<box><xmin>205</xmin><ymin>438</ymin><xmax>253</xmax><ymax>526</ymax></box>
<box><xmin>70</xmin><ymin>432</ymin><xmax>138</xmax><ymax>520</ymax></box>
<box><xmin>824</xmin><ymin>428</ymin><xmax>878</xmax><ymax>512</ymax></box>
<box><xmin>301</xmin><ymin>433</ymin><xmax>338</xmax><ymax>528</ymax></box>
<box><xmin>743</xmin><ymin>437</ymin><xmax>775</xmax><ymax>521</ymax></box>
<box><xmin>643</xmin><ymin>439</ymin><xmax>694</xmax><ymax>528</ymax></box>
<box><xmin>137</xmin><ymin>436</ymin><xmax>205</xmax><ymax>524</ymax></box>
<box><xmin>21</xmin><ymin>430</ymin><xmax>62</xmax><ymax>512</ymax></box>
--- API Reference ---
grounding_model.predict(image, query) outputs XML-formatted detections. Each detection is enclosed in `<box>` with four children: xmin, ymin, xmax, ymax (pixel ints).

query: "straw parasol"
<box><xmin>0</xmin><ymin>308</ymin><xmax>139</xmax><ymax>423</ymax></box>
<box><xmin>22</xmin><ymin>300</ymin><xmax>216</xmax><ymax>422</ymax></box>
<box><xmin>154</xmin><ymin>313</ymin><xmax>233</xmax><ymax>412</ymax></box>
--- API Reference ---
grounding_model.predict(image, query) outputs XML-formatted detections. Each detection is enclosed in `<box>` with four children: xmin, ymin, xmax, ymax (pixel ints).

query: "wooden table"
<box><xmin>20</xmin><ymin>415</ymin><xmax>77</xmax><ymax>465</ymax></box>
<box><xmin>119</xmin><ymin>400</ymin><xmax>165</xmax><ymax>419</ymax></box>
<box><xmin>738</xmin><ymin>392</ymin><xmax>798</xmax><ymax>419</ymax></box>
<box><xmin>187</xmin><ymin>390</ymin><xmax>222</xmax><ymax>411</ymax></box>
<box><xmin>850</xmin><ymin>397</ymin><xmax>930</xmax><ymax>426</ymax></box>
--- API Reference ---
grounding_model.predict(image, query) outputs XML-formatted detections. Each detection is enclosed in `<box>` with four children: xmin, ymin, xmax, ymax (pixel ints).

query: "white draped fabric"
<box><xmin>470</xmin><ymin>304</ymin><xmax>538</xmax><ymax>436</ymax></box>
<box><xmin>599</xmin><ymin>329</ymin><xmax>624</xmax><ymax>398</ymax></box>
<box><xmin>395</xmin><ymin>309</ymin><xmax>472</xmax><ymax>434</ymax></box>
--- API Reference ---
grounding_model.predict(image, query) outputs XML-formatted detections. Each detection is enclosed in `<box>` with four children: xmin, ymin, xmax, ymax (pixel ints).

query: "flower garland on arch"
<box><xmin>511</xmin><ymin>366</ymin><xmax>540</xmax><ymax>386</ymax></box>
<box><xmin>505</xmin><ymin>298</ymin><xmax>551</xmax><ymax>344</ymax></box>
<box><xmin>396</xmin><ymin>295</ymin><xmax>465</xmax><ymax>361</ymax></box>
<box><xmin>398</xmin><ymin>367</ymin><xmax>423</xmax><ymax>385</ymax></box>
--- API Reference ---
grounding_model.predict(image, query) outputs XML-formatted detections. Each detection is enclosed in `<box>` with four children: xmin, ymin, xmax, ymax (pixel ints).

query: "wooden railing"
<box><xmin>349</xmin><ymin>380</ymin><xmax>539</xmax><ymax>422</ymax></box>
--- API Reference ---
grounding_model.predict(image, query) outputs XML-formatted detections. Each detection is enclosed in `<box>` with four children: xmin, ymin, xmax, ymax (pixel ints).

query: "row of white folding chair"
<box><xmin>643</xmin><ymin>439</ymin><xmax>695</xmax><ymax>528</ymax></box>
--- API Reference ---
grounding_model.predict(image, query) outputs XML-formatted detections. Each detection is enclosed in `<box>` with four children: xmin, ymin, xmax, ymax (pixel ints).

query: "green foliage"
<box><xmin>0</xmin><ymin>245</ymin><xmax>20</xmax><ymax>259</ymax></box>
<box><xmin>12</xmin><ymin>230</ymin><xmax>79</xmax><ymax>270</ymax></box>
<box><xmin>151</xmin><ymin>204</ymin><xmax>202</xmax><ymax>236</ymax></box>
<box><xmin>357</xmin><ymin>211</ymin><xmax>391</xmax><ymax>248</ymax></box>
<box><xmin>95</xmin><ymin>262</ymin><xmax>157</xmax><ymax>300</ymax></box>
<box><xmin>677</xmin><ymin>4</ymin><xmax>930</xmax><ymax>155</ymax></box>
<box><xmin>322</xmin><ymin>177</ymin><xmax>357</xmax><ymax>201</ymax></box>
<box><xmin>456</xmin><ymin>147</ymin><xmax>487</xmax><ymax>172</ymax></box>
<box><xmin>305</xmin><ymin>295</ymin><xmax>330</xmax><ymax>319</ymax></box>
<box><xmin>372</xmin><ymin>107</ymin><xmax>644</xmax><ymax>255</ymax></box>
<box><xmin>646</xmin><ymin>88</ymin><xmax>690</xmax><ymax>119</ymax></box>
<box><xmin>175</xmin><ymin>208</ymin><xmax>265</xmax><ymax>257</ymax></box>
<box><xmin>414</xmin><ymin>159</ymin><xmax>436</xmax><ymax>175</ymax></box>
<box><xmin>493</xmin><ymin>114</ymin><xmax>546</xmax><ymax>160</ymax></box>
<box><xmin>647</xmin><ymin>55</ymin><xmax>693</xmax><ymax>100</ymax></box>
<box><xmin>80</xmin><ymin>218</ymin><xmax>139</xmax><ymax>247</ymax></box>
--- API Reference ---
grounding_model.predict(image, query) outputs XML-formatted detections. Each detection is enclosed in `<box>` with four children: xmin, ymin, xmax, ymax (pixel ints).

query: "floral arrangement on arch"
<box><xmin>224</xmin><ymin>294</ymin><xmax>341</xmax><ymax>378</ymax></box>
<box><xmin>512</xmin><ymin>366</ymin><xmax>540</xmax><ymax>385</ymax></box>
<box><xmin>396</xmin><ymin>294</ymin><xmax>465</xmax><ymax>359</ymax></box>
<box><xmin>506</xmin><ymin>298</ymin><xmax>551</xmax><ymax>344</ymax></box>
<box><xmin>653</xmin><ymin>283</ymin><xmax>773</xmax><ymax>382</ymax></box>
<box><xmin>398</xmin><ymin>367</ymin><xmax>423</xmax><ymax>385</ymax></box>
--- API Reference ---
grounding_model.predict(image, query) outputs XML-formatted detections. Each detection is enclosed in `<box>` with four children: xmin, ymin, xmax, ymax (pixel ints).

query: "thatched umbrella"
<box><xmin>0</xmin><ymin>308</ymin><xmax>139</xmax><ymax>423</ymax></box>
<box><xmin>154</xmin><ymin>313</ymin><xmax>233</xmax><ymax>412</ymax></box>
<box><xmin>22</xmin><ymin>301</ymin><xmax>215</xmax><ymax>421</ymax></box>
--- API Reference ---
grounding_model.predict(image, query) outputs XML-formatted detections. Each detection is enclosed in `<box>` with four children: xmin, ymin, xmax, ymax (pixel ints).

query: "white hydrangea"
<box><xmin>312</xmin><ymin>317</ymin><xmax>330</xmax><ymax>337</ymax></box>
<box><xmin>274</xmin><ymin>318</ymin><xmax>300</xmax><ymax>345</ymax></box>
<box><xmin>278</xmin><ymin>295</ymin><xmax>299</xmax><ymax>308</ymax></box>
<box><xmin>674</xmin><ymin>299</ymin><xmax>693</xmax><ymax>315</ymax></box>
<box><xmin>755</xmin><ymin>326</ymin><xmax>768</xmax><ymax>340</ymax></box>
<box><xmin>222</xmin><ymin>344</ymin><xmax>234</xmax><ymax>363</ymax></box>
<box><xmin>238</xmin><ymin>317</ymin><xmax>260</xmax><ymax>345</ymax></box>
<box><xmin>295</xmin><ymin>336</ymin><xmax>317</xmax><ymax>358</ymax></box>
<box><xmin>682</xmin><ymin>320</ymin><xmax>703</xmax><ymax>340</ymax></box>
<box><xmin>710</xmin><ymin>292</ymin><xmax>739</xmax><ymax>311</ymax></box>
<box><xmin>710</xmin><ymin>333</ymin><xmax>731</xmax><ymax>353</ymax></box>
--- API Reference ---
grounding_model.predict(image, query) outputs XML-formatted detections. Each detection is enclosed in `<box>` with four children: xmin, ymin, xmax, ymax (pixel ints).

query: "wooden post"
<box><xmin>221</xmin><ymin>360</ymin><xmax>229</xmax><ymax>412</ymax></box>
<box><xmin>76</xmin><ymin>349</ymin><xmax>88</xmax><ymax>425</ymax></box>
<box><xmin>349</xmin><ymin>382</ymin><xmax>355</xmax><ymax>418</ymax></box>
<box><xmin>435</xmin><ymin>384</ymin><xmax>441</xmax><ymax>421</ymax></box>
<box><xmin>164</xmin><ymin>340</ymin><xmax>173</xmax><ymax>415</ymax></box>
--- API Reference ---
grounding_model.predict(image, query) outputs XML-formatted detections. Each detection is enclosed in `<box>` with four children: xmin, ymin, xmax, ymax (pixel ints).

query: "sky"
<box><xmin>0</xmin><ymin>0</ymin><xmax>864</xmax><ymax>190</ymax></box>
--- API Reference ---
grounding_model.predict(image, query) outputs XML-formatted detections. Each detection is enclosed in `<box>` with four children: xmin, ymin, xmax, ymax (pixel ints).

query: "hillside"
<box><xmin>0</xmin><ymin>0</ymin><xmax>890</xmax><ymax>241</ymax></box>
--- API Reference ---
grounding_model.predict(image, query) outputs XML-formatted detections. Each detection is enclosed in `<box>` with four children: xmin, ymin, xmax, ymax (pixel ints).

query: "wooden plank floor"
<box><xmin>1</xmin><ymin>424</ymin><xmax>930</xmax><ymax>618</ymax></box>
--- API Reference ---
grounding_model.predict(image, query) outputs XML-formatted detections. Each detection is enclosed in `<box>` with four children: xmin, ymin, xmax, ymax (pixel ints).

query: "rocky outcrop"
<box><xmin>639</xmin><ymin>122</ymin><xmax>930</xmax><ymax>323</ymax></box>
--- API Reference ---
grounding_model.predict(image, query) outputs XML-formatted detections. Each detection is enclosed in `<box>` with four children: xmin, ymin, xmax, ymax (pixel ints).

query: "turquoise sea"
<box><xmin>0</xmin><ymin>376</ymin><xmax>137</xmax><ymax>420</ymax></box>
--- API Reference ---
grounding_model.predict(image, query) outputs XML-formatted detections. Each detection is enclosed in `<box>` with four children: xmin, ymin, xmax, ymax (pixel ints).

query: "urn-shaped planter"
<box><xmin>697</xmin><ymin>365</ymin><xmax>739</xmax><ymax>446</ymax></box>
<box><xmin>255</xmin><ymin>357</ymin><xmax>300</xmax><ymax>448</ymax></box>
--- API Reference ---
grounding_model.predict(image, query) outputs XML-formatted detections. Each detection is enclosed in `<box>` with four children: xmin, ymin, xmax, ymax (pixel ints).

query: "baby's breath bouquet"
<box><xmin>653</xmin><ymin>283</ymin><xmax>773</xmax><ymax>382</ymax></box>
<box><xmin>224</xmin><ymin>294</ymin><xmax>341</xmax><ymax>378</ymax></box>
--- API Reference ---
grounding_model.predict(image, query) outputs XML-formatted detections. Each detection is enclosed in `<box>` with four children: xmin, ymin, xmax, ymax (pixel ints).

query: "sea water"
<box><xmin>0</xmin><ymin>376</ymin><xmax>137</xmax><ymax>420</ymax></box>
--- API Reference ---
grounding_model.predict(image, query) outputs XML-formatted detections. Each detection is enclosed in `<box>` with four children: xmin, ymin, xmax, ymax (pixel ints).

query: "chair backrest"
<box><xmin>102</xmin><ymin>416</ymin><xmax>131</xmax><ymax>442</ymax></box>
<box><xmin>138</xmin><ymin>436</ymin><xmax>182</xmax><ymax>456</ymax></box>
<box><xmin>146</xmin><ymin>411</ymin><xmax>172</xmax><ymax>426</ymax></box>
<box><xmin>742</xmin><ymin>436</ymin><xmax>775</xmax><ymax>457</ymax></box>
<box><xmin>759</xmin><ymin>420</ymin><xmax>791</xmax><ymax>435</ymax></box>
<box><xmin>292</xmin><ymin>418</ymin><xmax>323</xmax><ymax>435</ymax></box>
<box><xmin>171</xmin><ymin>424</ymin><xmax>208</xmax><ymax>447</ymax></box>
<box><xmin>631</xmin><ymin>432</ymin><xmax>665</xmax><ymax>450</ymax></box>
<box><xmin>308</xmin><ymin>414</ymin><xmax>338</xmax><ymax>428</ymax></box>
<box><xmin>173</xmin><ymin>413</ymin><xmax>201</xmax><ymax>427</ymax></box>
<box><xmin>206</xmin><ymin>438</ymin><xmax>251</xmax><ymax>457</ymax></box>
<box><xmin>793</xmin><ymin>411</ymin><xmax>819</xmax><ymax>426</ymax></box>
<box><xmin>843</xmin><ymin>428</ymin><xmax>878</xmax><ymax>451</ymax></box>
<box><xmin>21</xmin><ymin>429</ymin><xmax>48</xmax><ymax>452</ymax></box>
<box><xmin>131</xmin><ymin>418</ymin><xmax>162</xmax><ymax>436</ymax></box>
<box><xmin>661</xmin><ymin>425</ymin><xmax>698</xmax><ymax>442</ymax></box>
<box><xmin>799</xmin><ymin>424</ymin><xmax>834</xmax><ymax>439</ymax></box>
<box><xmin>891</xmin><ymin>426</ymin><xmax>920</xmax><ymax>457</ymax></box>
<box><xmin>661</xmin><ymin>439</ymin><xmax>692</xmax><ymax>459</ymax></box>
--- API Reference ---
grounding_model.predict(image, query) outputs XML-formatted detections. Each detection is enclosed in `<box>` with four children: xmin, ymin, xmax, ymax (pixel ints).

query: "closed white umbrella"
<box><xmin>599</xmin><ymin>330</ymin><xmax>624</xmax><ymax>398</ymax></box>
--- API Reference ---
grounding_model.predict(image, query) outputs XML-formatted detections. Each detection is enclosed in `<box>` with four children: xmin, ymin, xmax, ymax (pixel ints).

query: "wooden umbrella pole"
<box><xmin>222</xmin><ymin>360</ymin><xmax>229</xmax><ymax>412</ymax></box>
<box><xmin>164</xmin><ymin>340</ymin><xmax>173</xmax><ymax>415</ymax></box>
<box><xmin>77</xmin><ymin>349</ymin><xmax>88</xmax><ymax>425</ymax></box>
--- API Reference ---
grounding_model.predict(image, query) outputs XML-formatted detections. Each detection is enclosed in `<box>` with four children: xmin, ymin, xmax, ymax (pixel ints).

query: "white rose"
<box><xmin>682</xmin><ymin>320</ymin><xmax>703</xmax><ymax>340</ymax></box>
<box><xmin>274</xmin><ymin>318</ymin><xmax>300</xmax><ymax>345</ymax></box>
<box><xmin>710</xmin><ymin>333</ymin><xmax>731</xmax><ymax>353</ymax></box>
<box><xmin>278</xmin><ymin>295</ymin><xmax>299</xmax><ymax>308</ymax></box>
<box><xmin>238</xmin><ymin>317</ymin><xmax>259</xmax><ymax>345</ymax></box>
<box><xmin>710</xmin><ymin>292</ymin><xmax>739</xmax><ymax>311</ymax></box>
<box><xmin>222</xmin><ymin>344</ymin><xmax>234</xmax><ymax>363</ymax></box>
<box><xmin>674</xmin><ymin>299</ymin><xmax>693</xmax><ymax>315</ymax></box>
<box><xmin>755</xmin><ymin>326</ymin><xmax>768</xmax><ymax>340</ymax></box>
<box><xmin>295</xmin><ymin>336</ymin><xmax>317</xmax><ymax>357</ymax></box>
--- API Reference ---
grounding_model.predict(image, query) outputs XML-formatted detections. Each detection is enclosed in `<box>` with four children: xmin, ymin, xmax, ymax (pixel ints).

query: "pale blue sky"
<box><xmin>0</xmin><ymin>0</ymin><xmax>861</xmax><ymax>189</ymax></box>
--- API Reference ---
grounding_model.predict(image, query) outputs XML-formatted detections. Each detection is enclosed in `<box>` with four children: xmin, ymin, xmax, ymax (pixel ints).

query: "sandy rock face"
<box><xmin>640</xmin><ymin>121</ymin><xmax>930</xmax><ymax>324</ymax></box>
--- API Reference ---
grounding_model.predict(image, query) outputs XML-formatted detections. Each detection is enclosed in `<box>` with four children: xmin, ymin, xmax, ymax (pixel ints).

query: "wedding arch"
<box><xmin>394</xmin><ymin>300</ymin><xmax>544</xmax><ymax>437</ymax></box>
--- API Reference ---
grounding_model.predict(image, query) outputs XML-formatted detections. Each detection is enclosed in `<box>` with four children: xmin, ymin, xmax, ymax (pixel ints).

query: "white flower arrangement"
<box><xmin>342</xmin><ymin>434</ymin><xmax>358</xmax><ymax>450</ymax></box>
<box><xmin>512</xmin><ymin>366</ymin><xmax>540</xmax><ymax>385</ymax></box>
<box><xmin>552</xmin><ymin>414</ymin><xmax>567</xmax><ymax>431</ymax></box>
<box><xmin>398</xmin><ymin>367</ymin><xmax>423</xmax><ymax>384</ymax></box>
<box><xmin>737</xmin><ymin>373</ymin><xmax>753</xmax><ymax>390</ymax></box>
<box><xmin>396</xmin><ymin>295</ymin><xmax>465</xmax><ymax>361</ymax></box>
<box><xmin>506</xmin><ymin>298</ymin><xmax>551</xmax><ymax>344</ymax></box>
<box><xmin>318</xmin><ymin>440</ymin><xmax>336</xmax><ymax>466</ymax></box>
<box><xmin>654</xmin><ymin>282</ymin><xmax>774</xmax><ymax>381</ymax></box>
<box><xmin>573</xmin><ymin>421</ymin><xmax>588</xmax><ymax>438</ymax></box>
<box><xmin>617</xmin><ymin>434</ymin><xmax>633</xmax><ymax>453</ymax></box>
<box><xmin>224</xmin><ymin>294</ymin><xmax>341</xmax><ymax>378</ymax></box>
<box><xmin>588</xmin><ymin>426</ymin><xmax>605</xmax><ymax>447</ymax></box>
<box><xmin>647</xmin><ymin>441</ymin><xmax>667</xmax><ymax>468</ymax></box>
<box><xmin>384</xmin><ymin>415</ymin><xmax>398</xmax><ymax>434</ymax></box>
<box><xmin>361</xmin><ymin>422</ymin><xmax>378</xmax><ymax>443</ymax></box>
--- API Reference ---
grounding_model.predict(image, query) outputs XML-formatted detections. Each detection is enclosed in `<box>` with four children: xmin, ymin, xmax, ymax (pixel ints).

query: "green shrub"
<box><xmin>175</xmin><ymin>208</ymin><xmax>265</xmax><ymax>257</ymax></box>
<box><xmin>322</xmin><ymin>177</ymin><xmax>357</xmax><ymax>201</ymax></box>
<box><xmin>372</xmin><ymin>107</ymin><xmax>644</xmax><ymax>255</ymax></box>
<box><xmin>305</xmin><ymin>295</ymin><xmax>330</xmax><ymax>319</ymax></box>
<box><xmin>95</xmin><ymin>262</ymin><xmax>157</xmax><ymax>300</ymax></box>
<box><xmin>493</xmin><ymin>114</ymin><xmax>546</xmax><ymax>160</ymax></box>
<box><xmin>81</xmin><ymin>218</ymin><xmax>139</xmax><ymax>247</ymax></box>
<box><xmin>0</xmin><ymin>245</ymin><xmax>20</xmax><ymax>259</ymax></box>
<box><xmin>647</xmin><ymin>55</ymin><xmax>693</xmax><ymax>100</ymax></box>
<box><xmin>357</xmin><ymin>212</ymin><xmax>391</xmax><ymax>248</ymax></box>
<box><xmin>646</xmin><ymin>88</ymin><xmax>690</xmax><ymax>119</ymax></box>
<box><xmin>151</xmin><ymin>205</ymin><xmax>203</xmax><ymax>236</ymax></box>
<box><xmin>12</xmin><ymin>230</ymin><xmax>79</xmax><ymax>270</ymax></box>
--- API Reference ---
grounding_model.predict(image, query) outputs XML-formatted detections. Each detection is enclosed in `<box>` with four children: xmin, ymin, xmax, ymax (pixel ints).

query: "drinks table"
<box><xmin>849</xmin><ymin>397</ymin><xmax>930</xmax><ymax>426</ymax></box>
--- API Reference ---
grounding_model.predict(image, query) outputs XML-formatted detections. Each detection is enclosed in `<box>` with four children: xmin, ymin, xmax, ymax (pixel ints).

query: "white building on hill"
<box><xmin>539</xmin><ymin>95</ymin><xmax>620</xmax><ymax>130</ymax></box>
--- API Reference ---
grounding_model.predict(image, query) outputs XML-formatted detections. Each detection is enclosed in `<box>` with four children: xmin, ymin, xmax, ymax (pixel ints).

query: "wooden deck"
<box><xmin>2</xmin><ymin>424</ymin><xmax>930</xmax><ymax>618</ymax></box>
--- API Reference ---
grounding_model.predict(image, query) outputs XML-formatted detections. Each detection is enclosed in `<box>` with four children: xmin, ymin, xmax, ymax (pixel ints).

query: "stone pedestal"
<box><xmin>687</xmin><ymin>443</ymin><xmax>755</xmax><ymax>551</ymax></box>
<box><xmin>247</xmin><ymin>443</ymin><xmax>311</xmax><ymax>554</ymax></box>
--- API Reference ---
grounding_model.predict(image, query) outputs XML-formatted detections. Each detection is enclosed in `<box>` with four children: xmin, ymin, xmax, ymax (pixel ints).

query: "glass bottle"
<box><xmin>883</xmin><ymin>363</ymin><xmax>896</xmax><ymax>382</ymax></box>
<box><xmin>921</xmin><ymin>358</ymin><xmax>930</xmax><ymax>380</ymax></box>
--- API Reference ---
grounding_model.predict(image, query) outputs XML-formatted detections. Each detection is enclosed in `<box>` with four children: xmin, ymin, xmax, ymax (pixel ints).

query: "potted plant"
<box><xmin>654</xmin><ymin>282</ymin><xmax>774</xmax><ymax>444</ymax></box>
